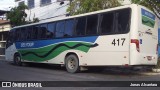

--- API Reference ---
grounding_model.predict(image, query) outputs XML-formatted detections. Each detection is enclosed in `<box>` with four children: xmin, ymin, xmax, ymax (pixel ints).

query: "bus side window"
<box><xmin>26</xmin><ymin>26</ymin><xmax>33</xmax><ymax>40</ymax></box>
<box><xmin>47</xmin><ymin>23</ymin><xmax>55</xmax><ymax>39</ymax></box>
<box><xmin>32</xmin><ymin>25</ymin><xmax>39</xmax><ymax>39</ymax></box>
<box><xmin>75</xmin><ymin>17</ymin><xmax>86</xmax><ymax>36</ymax></box>
<box><xmin>56</xmin><ymin>21</ymin><xmax>65</xmax><ymax>38</ymax></box>
<box><xmin>116</xmin><ymin>9</ymin><xmax>130</xmax><ymax>33</ymax></box>
<box><xmin>39</xmin><ymin>24</ymin><xmax>47</xmax><ymax>39</ymax></box>
<box><xmin>100</xmin><ymin>12</ymin><xmax>114</xmax><ymax>35</ymax></box>
<box><xmin>6</xmin><ymin>31</ymin><xmax>13</xmax><ymax>48</ymax></box>
<box><xmin>11</xmin><ymin>30</ymin><xmax>15</xmax><ymax>42</ymax></box>
<box><xmin>64</xmin><ymin>19</ymin><xmax>75</xmax><ymax>37</ymax></box>
<box><xmin>86</xmin><ymin>15</ymin><xmax>98</xmax><ymax>35</ymax></box>
<box><xmin>15</xmin><ymin>28</ymin><xmax>21</xmax><ymax>41</ymax></box>
<box><xmin>21</xmin><ymin>27</ymin><xmax>26</xmax><ymax>40</ymax></box>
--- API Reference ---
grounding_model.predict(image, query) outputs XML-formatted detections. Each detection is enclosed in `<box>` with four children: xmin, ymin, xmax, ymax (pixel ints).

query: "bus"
<box><xmin>5</xmin><ymin>4</ymin><xmax>159</xmax><ymax>73</ymax></box>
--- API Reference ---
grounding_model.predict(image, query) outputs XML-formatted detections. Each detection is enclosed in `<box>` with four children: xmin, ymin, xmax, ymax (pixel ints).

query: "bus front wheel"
<box><xmin>65</xmin><ymin>54</ymin><xmax>80</xmax><ymax>73</ymax></box>
<box><xmin>14</xmin><ymin>54</ymin><xmax>22</xmax><ymax>66</ymax></box>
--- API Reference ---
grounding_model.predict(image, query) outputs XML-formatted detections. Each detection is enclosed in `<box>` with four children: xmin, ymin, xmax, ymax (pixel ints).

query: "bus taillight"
<box><xmin>131</xmin><ymin>39</ymin><xmax>140</xmax><ymax>52</ymax></box>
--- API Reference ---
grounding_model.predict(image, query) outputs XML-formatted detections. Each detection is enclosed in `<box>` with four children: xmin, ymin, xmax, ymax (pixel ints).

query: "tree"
<box><xmin>131</xmin><ymin>0</ymin><xmax>160</xmax><ymax>19</ymax></box>
<box><xmin>6</xmin><ymin>4</ymin><xmax>28</xmax><ymax>27</ymax></box>
<box><xmin>33</xmin><ymin>18</ymin><xmax>39</xmax><ymax>23</ymax></box>
<box><xmin>67</xmin><ymin>0</ymin><xmax>121</xmax><ymax>15</ymax></box>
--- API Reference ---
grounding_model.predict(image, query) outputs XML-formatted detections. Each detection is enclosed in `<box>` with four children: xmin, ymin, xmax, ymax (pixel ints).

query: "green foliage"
<box><xmin>6</xmin><ymin>4</ymin><xmax>28</xmax><ymax>27</ymax></box>
<box><xmin>67</xmin><ymin>0</ymin><xmax>121</xmax><ymax>15</ymax></box>
<box><xmin>131</xmin><ymin>0</ymin><xmax>160</xmax><ymax>19</ymax></box>
<box><xmin>33</xmin><ymin>18</ymin><xmax>40</xmax><ymax>23</ymax></box>
<box><xmin>7</xmin><ymin>4</ymin><xmax>40</xmax><ymax>27</ymax></box>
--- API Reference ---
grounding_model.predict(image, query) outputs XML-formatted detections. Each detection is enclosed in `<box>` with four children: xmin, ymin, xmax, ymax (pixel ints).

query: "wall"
<box><xmin>0</xmin><ymin>24</ymin><xmax>11</xmax><ymax>32</ymax></box>
<box><xmin>0</xmin><ymin>21</ymin><xmax>11</xmax><ymax>56</ymax></box>
<box><xmin>15</xmin><ymin>0</ymin><xmax>69</xmax><ymax>22</ymax></box>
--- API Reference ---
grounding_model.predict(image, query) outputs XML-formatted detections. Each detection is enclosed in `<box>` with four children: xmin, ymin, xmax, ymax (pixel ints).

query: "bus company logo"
<box><xmin>2</xmin><ymin>82</ymin><xmax>11</xmax><ymax>87</ymax></box>
<box><xmin>145</xmin><ymin>29</ymin><xmax>152</xmax><ymax>35</ymax></box>
<box><xmin>21</xmin><ymin>42</ymin><xmax>35</xmax><ymax>48</ymax></box>
<box><xmin>138</xmin><ymin>29</ymin><xmax>152</xmax><ymax>37</ymax></box>
<box><xmin>144</xmin><ymin>11</ymin><xmax>154</xmax><ymax>19</ymax></box>
<box><xmin>141</xmin><ymin>8</ymin><xmax>155</xmax><ymax>28</ymax></box>
<box><xmin>142</xmin><ymin>8</ymin><xmax>155</xmax><ymax>20</ymax></box>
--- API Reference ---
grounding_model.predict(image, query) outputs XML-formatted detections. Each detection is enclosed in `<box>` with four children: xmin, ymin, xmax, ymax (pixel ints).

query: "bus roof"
<box><xmin>11</xmin><ymin>4</ymin><xmax>151</xmax><ymax>30</ymax></box>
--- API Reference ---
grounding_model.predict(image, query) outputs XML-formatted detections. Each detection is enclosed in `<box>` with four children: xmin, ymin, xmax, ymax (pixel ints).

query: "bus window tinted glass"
<box><xmin>100</xmin><ymin>12</ymin><xmax>114</xmax><ymax>34</ymax></box>
<box><xmin>64</xmin><ymin>19</ymin><xmax>75</xmax><ymax>37</ymax></box>
<box><xmin>21</xmin><ymin>27</ymin><xmax>26</xmax><ymax>40</ymax></box>
<box><xmin>86</xmin><ymin>15</ymin><xmax>98</xmax><ymax>35</ymax></box>
<box><xmin>56</xmin><ymin>21</ymin><xmax>65</xmax><ymax>38</ymax></box>
<box><xmin>6</xmin><ymin>30</ymin><xmax>15</xmax><ymax>48</ymax></box>
<box><xmin>116</xmin><ymin>9</ymin><xmax>130</xmax><ymax>33</ymax></box>
<box><xmin>26</xmin><ymin>26</ymin><xmax>32</xmax><ymax>40</ymax></box>
<box><xmin>75</xmin><ymin>17</ymin><xmax>86</xmax><ymax>36</ymax></box>
<box><xmin>10</xmin><ymin>30</ymin><xmax>15</xmax><ymax>42</ymax></box>
<box><xmin>39</xmin><ymin>24</ymin><xmax>47</xmax><ymax>39</ymax></box>
<box><xmin>15</xmin><ymin>28</ymin><xmax>21</xmax><ymax>41</ymax></box>
<box><xmin>32</xmin><ymin>25</ymin><xmax>39</xmax><ymax>39</ymax></box>
<box><xmin>47</xmin><ymin>23</ymin><xmax>55</xmax><ymax>38</ymax></box>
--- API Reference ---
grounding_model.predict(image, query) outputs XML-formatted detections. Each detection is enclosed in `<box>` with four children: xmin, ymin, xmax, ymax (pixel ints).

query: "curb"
<box><xmin>103</xmin><ymin>68</ymin><xmax>160</xmax><ymax>76</ymax></box>
<box><xmin>137</xmin><ymin>72</ymin><xmax>160</xmax><ymax>75</ymax></box>
<box><xmin>133</xmin><ymin>69</ymin><xmax>160</xmax><ymax>75</ymax></box>
<box><xmin>152</xmin><ymin>69</ymin><xmax>160</xmax><ymax>73</ymax></box>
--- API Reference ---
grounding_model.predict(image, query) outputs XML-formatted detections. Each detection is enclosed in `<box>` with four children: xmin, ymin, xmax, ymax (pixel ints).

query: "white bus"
<box><xmin>5</xmin><ymin>4</ymin><xmax>159</xmax><ymax>73</ymax></box>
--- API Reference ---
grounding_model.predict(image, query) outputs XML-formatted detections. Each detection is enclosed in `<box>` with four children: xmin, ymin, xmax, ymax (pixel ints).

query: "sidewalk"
<box><xmin>102</xmin><ymin>67</ymin><xmax>160</xmax><ymax>76</ymax></box>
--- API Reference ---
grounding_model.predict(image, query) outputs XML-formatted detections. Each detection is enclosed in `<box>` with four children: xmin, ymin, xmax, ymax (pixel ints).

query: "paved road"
<box><xmin>0</xmin><ymin>59</ymin><xmax>160</xmax><ymax>90</ymax></box>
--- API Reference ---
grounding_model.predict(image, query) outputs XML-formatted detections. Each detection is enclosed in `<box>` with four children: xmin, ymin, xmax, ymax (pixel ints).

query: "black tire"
<box><xmin>65</xmin><ymin>54</ymin><xmax>80</xmax><ymax>73</ymax></box>
<box><xmin>14</xmin><ymin>54</ymin><xmax>22</xmax><ymax>66</ymax></box>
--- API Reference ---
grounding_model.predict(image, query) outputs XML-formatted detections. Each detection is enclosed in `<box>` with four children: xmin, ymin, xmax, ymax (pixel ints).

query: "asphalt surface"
<box><xmin>0</xmin><ymin>58</ymin><xmax>160</xmax><ymax>90</ymax></box>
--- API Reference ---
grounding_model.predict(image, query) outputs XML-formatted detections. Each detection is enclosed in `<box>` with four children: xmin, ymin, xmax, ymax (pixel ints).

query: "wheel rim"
<box><xmin>15</xmin><ymin>56</ymin><xmax>20</xmax><ymax>64</ymax></box>
<box><xmin>67</xmin><ymin>57</ymin><xmax>76</xmax><ymax>70</ymax></box>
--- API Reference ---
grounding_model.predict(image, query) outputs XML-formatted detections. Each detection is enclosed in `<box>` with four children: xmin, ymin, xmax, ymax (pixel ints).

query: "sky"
<box><xmin>0</xmin><ymin>0</ymin><xmax>15</xmax><ymax>10</ymax></box>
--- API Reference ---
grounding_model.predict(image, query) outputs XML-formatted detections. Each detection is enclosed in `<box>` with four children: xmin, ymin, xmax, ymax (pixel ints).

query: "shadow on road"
<box><xmin>6</xmin><ymin>61</ymin><xmax>154</xmax><ymax>76</ymax></box>
<box><xmin>9</xmin><ymin>62</ymin><xmax>66</xmax><ymax>71</ymax></box>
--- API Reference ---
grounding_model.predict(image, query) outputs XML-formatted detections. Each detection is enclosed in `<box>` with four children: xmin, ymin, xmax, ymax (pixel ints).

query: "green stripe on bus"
<box><xmin>18</xmin><ymin>42</ymin><xmax>96</xmax><ymax>62</ymax></box>
<box><xmin>142</xmin><ymin>15</ymin><xmax>155</xmax><ymax>28</ymax></box>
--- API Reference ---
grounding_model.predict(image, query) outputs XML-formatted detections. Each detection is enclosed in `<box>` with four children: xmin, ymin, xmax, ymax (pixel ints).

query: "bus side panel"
<box><xmin>5</xmin><ymin>44</ymin><xmax>17</xmax><ymax>61</ymax></box>
<box><xmin>79</xmin><ymin>34</ymin><xmax>130</xmax><ymax>66</ymax></box>
<box><xmin>16</xmin><ymin>34</ymin><xmax>130</xmax><ymax>66</ymax></box>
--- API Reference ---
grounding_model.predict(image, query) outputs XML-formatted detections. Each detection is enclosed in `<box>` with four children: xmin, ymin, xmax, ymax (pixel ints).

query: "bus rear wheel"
<box><xmin>14</xmin><ymin>54</ymin><xmax>22</xmax><ymax>66</ymax></box>
<box><xmin>65</xmin><ymin>54</ymin><xmax>80</xmax><ymax>73</ymax></box>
